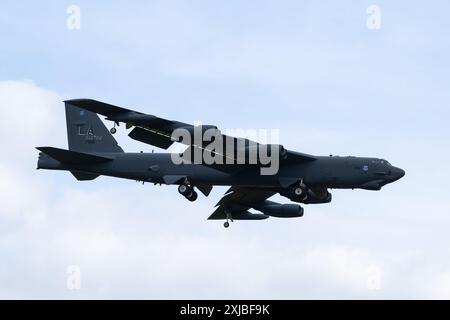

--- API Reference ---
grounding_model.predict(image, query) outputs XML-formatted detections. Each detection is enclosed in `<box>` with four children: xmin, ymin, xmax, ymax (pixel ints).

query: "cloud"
<box><xmin>0</xmin><ymin>80</ymin><xmax>65</xmax><ymax>164</ymax></box>
<box><xmin>0</xmin><ymin>74</ymin><xmax>449</xmax><ymax>300</ymax></box>
<box><xmin>1</xmin><ymin>0</ymin><xmax>450</xmax><ymax>299</ymax></box>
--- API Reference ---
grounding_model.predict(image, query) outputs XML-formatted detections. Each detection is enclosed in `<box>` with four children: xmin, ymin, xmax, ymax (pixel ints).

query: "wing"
<box><xmin>64</xmin><ymin>99</ymin><xmax>317</xmax><ymax>165</ymax></box>
<box><xmin>207</xmin><ymin>187</ymin><xmax>276</xmax><ymax>220</ymax></box>
<box><xmin>65</xmin><ymin>99</ymin><xmax>210</xmax><ymax>150</ymax></box>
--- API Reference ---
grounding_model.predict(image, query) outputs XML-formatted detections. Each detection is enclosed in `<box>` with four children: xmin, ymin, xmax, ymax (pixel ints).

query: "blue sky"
<box><xmin>0</xmin><ymin>1</ymin><xmax>450</xmax><ymax>298</ymax></box>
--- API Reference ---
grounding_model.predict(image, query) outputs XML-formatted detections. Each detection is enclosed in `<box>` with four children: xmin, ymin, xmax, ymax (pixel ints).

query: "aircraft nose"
<box><xmin>391</xmin><ymin>167</ymin><xmax>405</xmax><ymax>182</ymax></box>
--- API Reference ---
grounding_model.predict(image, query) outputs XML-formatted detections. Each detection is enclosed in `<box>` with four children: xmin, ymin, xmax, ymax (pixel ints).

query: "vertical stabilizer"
<box><xmin>64</xmin><ymin>101</ymin><xmax>123</xmax><ymax>153</ymax></box>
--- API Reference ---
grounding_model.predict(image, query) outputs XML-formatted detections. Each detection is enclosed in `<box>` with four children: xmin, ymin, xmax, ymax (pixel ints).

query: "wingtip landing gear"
<box><xmin>223</xmin><ymin>211</ymin><xmax>233</xmax><ymax>229</ymax></box>
<box><xmin>110</xmin><ymin>122</ymin><xmax>119</xmax><ymax>134</ymax></box>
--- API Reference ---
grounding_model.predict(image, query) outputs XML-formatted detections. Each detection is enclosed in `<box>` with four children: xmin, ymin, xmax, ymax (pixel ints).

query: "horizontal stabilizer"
<box><xmin>36</xmin><ymin>147</ymin><xmax>114</xmax><ymax>164</ymax></box>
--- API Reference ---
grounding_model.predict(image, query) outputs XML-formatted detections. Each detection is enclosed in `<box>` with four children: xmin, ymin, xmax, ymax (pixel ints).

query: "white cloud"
<box><xmin>432</xmin><ymin>272</ymin><xmax>450</xmax><ymax>299</ymax></box>
<box><xmin>0</xmin><ymin>80</ymin><xmax>65</xmax><ymax>166</ymax></box>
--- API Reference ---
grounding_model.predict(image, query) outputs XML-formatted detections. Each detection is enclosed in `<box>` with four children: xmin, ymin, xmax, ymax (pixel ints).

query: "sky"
<box><xmin>0</xmin><ymin>0</ymin><xmax>450</xmax><ymax>299</ymax></box>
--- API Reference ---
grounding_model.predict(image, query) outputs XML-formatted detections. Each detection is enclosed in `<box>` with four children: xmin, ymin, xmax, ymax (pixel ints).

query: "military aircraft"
<box><xmin>36</xmin><ymin>99</ymin><xmax>405</xmax><ymax>228</ymax></box>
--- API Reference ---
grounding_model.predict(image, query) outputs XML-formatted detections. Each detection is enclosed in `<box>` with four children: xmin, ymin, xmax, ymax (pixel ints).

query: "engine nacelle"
<box><xmin>255</xmin><ymin>201</ymin><xmax>304</xmax><ymax>218</ymax></box>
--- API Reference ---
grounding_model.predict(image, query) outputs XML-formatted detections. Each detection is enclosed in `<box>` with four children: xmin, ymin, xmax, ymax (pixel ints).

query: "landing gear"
<box><xmin>178</xmin><ymin>184</ymin><xmax>191</xmax><ymax>196</ymax></box>
<box><xmin>186</xmin><ymin>191</ymin><xmax>198</xmax><ymax>202</ymax></box>
<box><xmin>294</xmin><ymin>187</ymin><xmax>303</xmax><ymax>196</ymax></box>
<box><xmin>289</xmin><ymin>180</ymin><xmax>308</xmax><ymax>202</ymax></box>
<box><xmin>110</xmin><ymin>122</ymin><xmax>118</xmax><ymax>134</ymax></box>
<box><xmin>224</xmin><ymin>211</ymin><xmax>233</xmax><ymax>229</ymax></box>
<box><xmin>178</xmin><ymin>183</ymin><xmax>198</xmax><ymax>202</ymax></box>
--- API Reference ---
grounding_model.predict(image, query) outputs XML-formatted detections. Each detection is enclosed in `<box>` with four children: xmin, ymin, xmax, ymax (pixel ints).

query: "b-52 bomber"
<box><xmin>37</xmin><ymin>99</ymin><xmax>405</xmax><ymax>228</ymax></box>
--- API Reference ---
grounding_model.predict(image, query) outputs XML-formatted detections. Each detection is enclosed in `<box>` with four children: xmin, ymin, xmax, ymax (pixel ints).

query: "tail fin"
<box><xmin>64</xmin><ymin>101</ymin><xmax>123</xmax><ymax>153</ymax></box>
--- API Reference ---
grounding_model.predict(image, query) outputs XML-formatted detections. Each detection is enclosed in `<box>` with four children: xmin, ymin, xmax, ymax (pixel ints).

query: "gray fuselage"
<box><xmin>38</xmin><ymin>152</ymin><xmax>405</xmax><ymax>191</ymax></box>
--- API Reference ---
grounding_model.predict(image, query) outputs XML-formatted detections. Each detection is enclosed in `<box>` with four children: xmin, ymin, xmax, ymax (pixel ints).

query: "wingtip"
<box><xmin>63</xmin><ymin>98</ymin><xmax>94</xmax><ymax>104</ymax></box>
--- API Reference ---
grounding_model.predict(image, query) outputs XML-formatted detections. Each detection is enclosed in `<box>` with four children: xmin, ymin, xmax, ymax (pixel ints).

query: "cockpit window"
<box><xmin>373</xmin><ymin>159</ymin><xmax>391</xmax><ymax>165</ymax></box>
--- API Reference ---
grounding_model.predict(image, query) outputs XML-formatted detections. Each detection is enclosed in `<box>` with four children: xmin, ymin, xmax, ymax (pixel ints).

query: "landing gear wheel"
<box><xmin>224</xmin><ymin>221</ymin><xmax>230</xmax><ymax>228</ymax></box>
<box><xmin>294</xmin><ymin>187</ymin><xmax>303</xmax><ymax>196</ymax></box>
<box><xmin>110</xmin><ymin>127</ymin><xmax>117</xmax><ymax>134</ymax></box>
<box><xmin>178</xmin><ymin>184</ymin><xmax>193</xmax><ymax>196</ymax></box>
<box><xmin>178</xmin><ymin>184</ymin><xmax>189</xmax><ymax>195</ymax></box>
<box><xmin>186</xmin><ymin>191</ymin><xmax>198</xmax><ymax>202</ymax></box>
